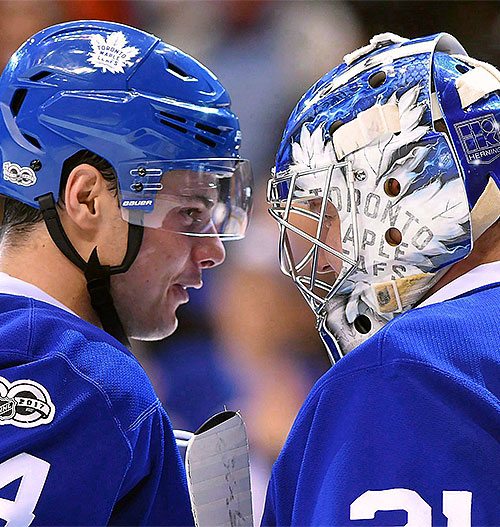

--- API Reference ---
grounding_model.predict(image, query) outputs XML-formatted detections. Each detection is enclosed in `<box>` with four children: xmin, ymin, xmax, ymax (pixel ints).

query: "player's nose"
<box><xmin>317</xmin><ymin>222</ymin><xmax>333</xmax><ymax>274</ymax></box>
<box><xmin>317</xmin><ymin>248</ymin><xmax>334</xmax><ymax>274</ymax></box>
<box><xmin>193</xmin><ymin>235</ymin><xmax>226</xmax><ymax>269</ymax></box>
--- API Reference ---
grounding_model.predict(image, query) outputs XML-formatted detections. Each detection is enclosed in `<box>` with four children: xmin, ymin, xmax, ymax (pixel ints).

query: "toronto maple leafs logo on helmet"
<box><xmin>87</xmin><ymin>31</ymin><xmax>140</xmax><ymax>74</ymax></box>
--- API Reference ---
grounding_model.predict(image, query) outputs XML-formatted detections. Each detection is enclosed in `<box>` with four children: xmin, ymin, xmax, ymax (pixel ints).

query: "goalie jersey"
<box><xmin>0</xmin><ymin>293</ymin><xmax>194</xmax><ymax>526</ymax></box>
<box><xmin>262</xmin><ymin>283</ymin><xmax>500</xmax><ymax>526</ymax></box>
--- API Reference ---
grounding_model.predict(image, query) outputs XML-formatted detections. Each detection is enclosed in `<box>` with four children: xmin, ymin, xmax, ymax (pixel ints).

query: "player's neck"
<box><xmin>0</xmin><ymin>227</ymin><xmax>100</xmax><ymax>326</ymax></box>
<box><xmin>421</xmin><ymin>222</ymin><xmax>499</xmax><ymax>301</ymax></box>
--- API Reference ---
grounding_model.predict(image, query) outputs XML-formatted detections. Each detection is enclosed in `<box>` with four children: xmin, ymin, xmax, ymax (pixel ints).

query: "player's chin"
<box><xmin>129</xmin><ymin>319</ymin><xmax>178</xmax><ymax>342</ymax></box>
<box><xmin>127</xmin><ymin>306</ymin><xmax>180</xmax><ymax>341</ymax></box>
<box><xmin>121</xmin><ymin>290</ymin><xmax>186</xmax><ymax>341</ymax></box>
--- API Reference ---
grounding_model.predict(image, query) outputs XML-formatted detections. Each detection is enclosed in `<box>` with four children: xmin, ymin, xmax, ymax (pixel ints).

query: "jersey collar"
<box><xmin>0</xmin><ymin>272</ymin><xmax>78</xmax><ymax>316</ymax></box>
<box><xmin>417</xmin><ymin>260</ymin><xmax>500</xmax><ymax>309</ymax></box>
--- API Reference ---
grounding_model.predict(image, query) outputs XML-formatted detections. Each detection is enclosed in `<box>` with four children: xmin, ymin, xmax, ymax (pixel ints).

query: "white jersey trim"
<box><xmin>0</xmin><ymin>272</ymin><xmax>78</xmax><ymax>316</ymax></box>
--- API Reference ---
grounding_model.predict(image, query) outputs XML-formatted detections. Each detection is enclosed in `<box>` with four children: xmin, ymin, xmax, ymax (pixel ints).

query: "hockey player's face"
<box><xmin>309</xmin><ymin>198</ymin><xmax>343</xmax><ymax>277</ymax></box>
<box><xmin>111</xmin><ymin>216</ymin><xmax>226</xmax><ymax>340</ymax></box>
<box><xmin>287</xmin><ymin>198</ymin><xmax>343</xmax><ymax>280</ymax></box>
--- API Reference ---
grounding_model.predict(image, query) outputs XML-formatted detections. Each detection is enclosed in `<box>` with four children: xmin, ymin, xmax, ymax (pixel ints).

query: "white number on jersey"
<box><xmin>0</xmin><ymin>453</ymin><xmax>50</xmax><ymax>527</ymax></box>
<box><xmin>350</xmin><ymin>488</ymin><xmax>472</xmax><ymax>526</ymax></box>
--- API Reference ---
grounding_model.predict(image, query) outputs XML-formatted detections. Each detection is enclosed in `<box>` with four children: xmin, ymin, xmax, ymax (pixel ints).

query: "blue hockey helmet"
<box><xmin>0</xmin><ymin>20</ymin><xmax>252</xmax><ymax>240</ymax></box>
<box><xmin>267</xmin><ymin>33</ymin><xmax>499</xmax><ymax>362</ymax></box>
<box><xmin>0</xmin><ymin>21</ymin><xmax>253</xmax><ymax>344</ymax></box>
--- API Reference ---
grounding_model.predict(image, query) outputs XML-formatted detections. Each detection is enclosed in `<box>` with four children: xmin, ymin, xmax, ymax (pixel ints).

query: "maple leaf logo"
<box><xmin>87</xmin><ymin>31</ymin><xmax>140</xmax><ymax>74</ymax></box>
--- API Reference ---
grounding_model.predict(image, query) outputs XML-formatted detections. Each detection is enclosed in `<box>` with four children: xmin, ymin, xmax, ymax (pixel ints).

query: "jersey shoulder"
<box><xmin>266</xmin><ymin>285</ymin><xmax>500</xmax><ymax>527</ymax></box>
<box><xmin>307</xmin><ymin>284</ymin><xmax>500</xmax><ymax>411</ymax></box>
<box><xmin>376</xmin><ymin>282</ymin><xmax>500</xmax><ymax>392</ymax></box>
<box><xmin>0</xmin><ymin>294</ymin><xmax>159</xmax><ymax>431</ymax></box>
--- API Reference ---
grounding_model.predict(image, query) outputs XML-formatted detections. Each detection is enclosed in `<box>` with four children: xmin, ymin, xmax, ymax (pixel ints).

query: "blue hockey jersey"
<box><xmin>262</xmin><ymin>283</ymin><xmax>500</xmax><ymax>526</ymax></box>
<box><xmin>0</xmin><ymin>293</ymin><xmax>194</xmax><ymax>526</ymax></box>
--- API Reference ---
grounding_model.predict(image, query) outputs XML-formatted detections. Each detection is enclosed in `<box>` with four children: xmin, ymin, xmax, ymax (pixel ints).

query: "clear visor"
<box><xmin>119</xmin><ymin>159</ymin><xmax>253</xmax><ymax>240</ymax></box>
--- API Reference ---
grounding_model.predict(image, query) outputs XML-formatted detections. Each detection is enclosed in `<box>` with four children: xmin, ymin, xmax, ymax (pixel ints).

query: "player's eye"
<box><xmin>323</xmin><ymin>214</ymin><xmax>335</xmax><ymax>228</ymax></box>
<box><xmin>308</xmin><ymin>199</ymin><xmax>322</xmax><ymax>214</ymax></box>
<box><xmin>180</xmin><ymin>207</ymin><xmax>204</xmax><ymax>224</ymax></box>
<box><xmin>178</xmin><ymin>206</ymin><xmax>215</xmax><ymax>234</ymax></box>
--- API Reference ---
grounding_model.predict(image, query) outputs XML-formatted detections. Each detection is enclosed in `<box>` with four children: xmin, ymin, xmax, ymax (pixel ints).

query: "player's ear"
<box><xmin>62</xmin><ymin>163</ymin><xmax>113</xmax><ymax>230</ymax></box>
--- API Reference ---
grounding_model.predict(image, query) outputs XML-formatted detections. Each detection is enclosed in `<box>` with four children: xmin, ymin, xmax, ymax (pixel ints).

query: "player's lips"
<box><xmin>171</xmin><ymin>284</ymin><xmax>190</xmax><ymax>303</ymax></box>
<box><xmin>171</xmin><ymin>280</ymin><xmax>203</xmax><ymax>303</ymax></box>
<box><xmin>177</xmin><ymin>277</ymin><xmax>203</xmax><ymax>290</ymax></box>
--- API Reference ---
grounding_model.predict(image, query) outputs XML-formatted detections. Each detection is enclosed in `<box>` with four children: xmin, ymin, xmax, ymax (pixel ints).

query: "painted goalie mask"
<box><xmin>268</xmin><ymin>33</ymin><xmax>500</xmax><ymax>363</ymax></box>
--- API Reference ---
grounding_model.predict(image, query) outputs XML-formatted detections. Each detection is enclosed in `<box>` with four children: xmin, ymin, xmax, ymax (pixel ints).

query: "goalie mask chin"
<box><xmin>268</xmin><ymin>33</ymin><xmax>500</xmax><ymax>363</ymax></box>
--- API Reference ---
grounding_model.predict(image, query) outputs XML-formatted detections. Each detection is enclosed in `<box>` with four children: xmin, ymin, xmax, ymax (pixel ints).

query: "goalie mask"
<box><xmin>268</xmin><ymin>33</ymin><xmax>500</xmax><ymax>363</ymax></box>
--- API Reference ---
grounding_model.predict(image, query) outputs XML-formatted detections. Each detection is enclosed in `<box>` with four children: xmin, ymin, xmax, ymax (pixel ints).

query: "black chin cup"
<box><xmin>36</xmin><ymin>193</ymin><xmax>144</xmax><ymax>347</ymax></box>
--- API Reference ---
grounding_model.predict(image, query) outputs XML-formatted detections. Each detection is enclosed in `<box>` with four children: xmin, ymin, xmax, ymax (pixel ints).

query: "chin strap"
<box><xmin>36</xmin><ymin>193</ymin><xmax>144</xmax><ymax>348</ymax></box>
<box><xmin>84</xmin><ymin>248</ymin><xmax>129</xmax><ymax>347</ymax></box>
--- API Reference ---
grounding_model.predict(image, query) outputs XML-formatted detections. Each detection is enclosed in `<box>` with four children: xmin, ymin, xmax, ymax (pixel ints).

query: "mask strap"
<box><xmin>452</xmin><ymin>55</ymin><xmax>500</xmax><ymax>109</ymax></box>
<box><xmin>371</xmin><ymin>272</ymin><xmax>439</xmax><ymax>314</ymax></box>
<box><xmin>331</xmin><ymin>103</ymin><xmax>400</xmax><ymax>159</ymax></box>
<box><xmin>470</xmin><ymin>177</ymin><xmax>500</xmax><ymax>241</ymax></box>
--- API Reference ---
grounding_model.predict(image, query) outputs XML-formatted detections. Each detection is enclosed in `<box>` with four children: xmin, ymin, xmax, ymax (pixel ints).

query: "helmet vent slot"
<box><xmin>368</xmin><ymin>70</ymin><xmax>386</xmax><ymax>88</ymax></box>
<box><xmin>384</xmin><ymin>178</ymin><xmax>401</xmax><ymax>197</ymax></box>
<box><xmin>434</xmin><ymin>119</ymin><xmax>447</xmax><ymax>133</ymax></box>
<box><xmin>195</xmin><ymin>134</ymin><xmax>216</xmax><ymax>147</ymax></box>
<box><xmin>159</xmin><ymin>111</ymin><xmax>187</xmax><ymax>123</ymax></box>
<box><xmin>22</xmin><ymin>133</ymin><xmax>41</xmax><ymax>149</ymax></box>
<box><xmin>166</xmin><ymin>62</ymin><xmax>192</xmax><ymax>80</ymax></box>
<box><xmin>29</xmin><ymin>71</ymin><xmax>52</xmax><ymax>82</ymax></box>
<box><xmin>195</xmin><ymin>122</ymin><xmax>221</xmax><ymax>136</ymax></box>
<box><xmin>10</xmin><ymin>88</ymin><xmax>28</xmax><ymax>117</ymax></box>
<box><xmin>354</xmin><ymin>315</ymin><xmax>372</xmax><ymax>334</ymax></box>
<box><xmin>156</xmin><ymin>111</ymin><xmax>221</xmax><ymax>147</ymax></box>
<box><xmin>385</xmin><ymin>227</ymin><xmax>402</xmax><ymax>246</ymax></box>
<box><xmin>456</xmin><ymin>64</ymin><xmax>469</xmax><ymax>74</ymax></box>
<box><xmin>329</xmin><ymin>120</ymin><xmax>343</xmax><ymax>137</ymax></box>
<box><xmin>159</xmin><ymin>119</ymin><xmax>187</xmax><ymax>134</ymax></box>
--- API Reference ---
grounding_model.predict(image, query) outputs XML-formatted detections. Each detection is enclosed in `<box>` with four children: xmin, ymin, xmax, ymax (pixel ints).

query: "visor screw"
<box><xmin>131</xmin><ymin>182</ymin><xmax>143</xmax><ymax>192</ymax></box>
<box><xmin>30</xmin><ymin>159</ymin><xmax>42</xmax><ymax>172</ymax></box>
<box><xmin>354</xmin><ymin>170</ymin><xmax>366</xmax><ymax>182</ymax></box>
<box><xmin>137</xmin><ymin>166</ymin><xmax>147</xmax><ymax>177</ymax></box>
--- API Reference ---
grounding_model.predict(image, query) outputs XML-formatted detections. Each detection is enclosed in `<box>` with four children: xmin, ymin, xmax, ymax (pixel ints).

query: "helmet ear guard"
<box><xmin>269</xmin><ymin>32</ymin><xmax>499</xmax><ymax>361</ymax></box>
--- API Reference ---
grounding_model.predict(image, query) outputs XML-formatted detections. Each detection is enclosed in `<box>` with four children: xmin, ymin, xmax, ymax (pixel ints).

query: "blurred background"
<box><xmin>1</xmin><ymin>0</ymin><xmax>497</xmax><ymax>519</ymax></box>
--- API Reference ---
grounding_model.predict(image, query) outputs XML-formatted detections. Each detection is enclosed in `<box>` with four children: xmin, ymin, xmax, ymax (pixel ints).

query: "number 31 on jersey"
<box><xmin>351</xmin><ymin>488</ymin><xmax>472</xmax><ymax>527</ymax></box>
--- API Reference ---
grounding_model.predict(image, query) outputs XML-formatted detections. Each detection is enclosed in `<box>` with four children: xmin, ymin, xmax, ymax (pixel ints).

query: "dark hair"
<box><xmin>0</xmin><ymin>150</ymin><xmax>117</xmax><ymax>244</ymax></box>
